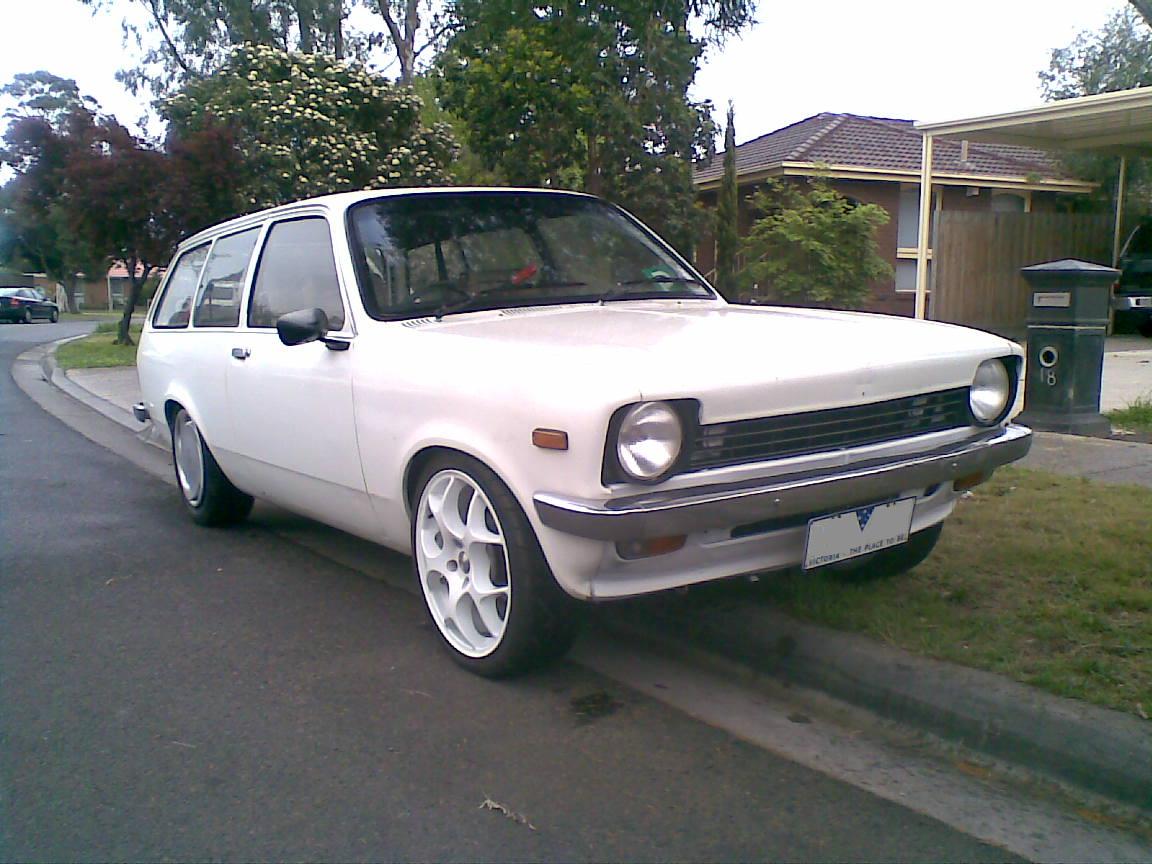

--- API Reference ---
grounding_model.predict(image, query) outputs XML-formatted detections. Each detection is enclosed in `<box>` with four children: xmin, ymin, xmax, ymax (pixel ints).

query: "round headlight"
<box><xmin>970</xmin><ymin>359</ymin><xmax>1011</xmax><ymax>424</ymax></box>
<box><xmin>616</xmin><ymin>401</ymin><xmax>683</xmax><ymax>481</ymax></box>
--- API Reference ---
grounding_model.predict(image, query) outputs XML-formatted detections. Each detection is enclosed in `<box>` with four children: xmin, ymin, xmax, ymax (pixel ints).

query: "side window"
<box><xmin>153</xmin><ymin>244</ymin><xmax>210</xmax><ymax>328</ymax></box>
<box><xmin>248</xmin><ymin>217</ymin><xmax>345</xmax><ymax>330</ymax></box>
<box><xmin>193</xmin><ymin>227</ymin><xmax>261</xmax><ymax>328</ymax></box>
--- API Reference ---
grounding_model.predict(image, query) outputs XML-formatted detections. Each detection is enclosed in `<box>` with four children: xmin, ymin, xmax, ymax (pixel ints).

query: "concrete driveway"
<box><xmin>1102</xmin><ymin>336</ymin><xmax>1152</xmax><ymax>411</ymax></box>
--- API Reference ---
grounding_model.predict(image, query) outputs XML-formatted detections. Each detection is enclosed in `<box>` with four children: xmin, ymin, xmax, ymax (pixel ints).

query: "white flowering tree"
<box><xmin>162</xmin><ymin>44</ymin><xmax>458</xmax><ymax>208</ymax></box>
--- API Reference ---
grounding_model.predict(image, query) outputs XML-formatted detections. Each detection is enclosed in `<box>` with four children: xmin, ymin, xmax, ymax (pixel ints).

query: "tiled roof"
<box><xmin>107</xmin><ymin>261</ymin><xmax>153</xmax><ymax>279</ymax></box>
<box><xmin>694</xmin><ymin>112</ymin><xmax>1072</xmax><ymax>185</ymax></box>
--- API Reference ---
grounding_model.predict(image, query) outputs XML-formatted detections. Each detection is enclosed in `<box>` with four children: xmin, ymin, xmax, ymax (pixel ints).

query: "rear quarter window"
<box><xmin>193</xmin><ymin>227</ymin><xmax>262</xmax><ymax>328</ymax></box>
<box><xmin>153</xmin><ymin>245</ymin><xmax>211</xmax><ymax>328</ymax></box>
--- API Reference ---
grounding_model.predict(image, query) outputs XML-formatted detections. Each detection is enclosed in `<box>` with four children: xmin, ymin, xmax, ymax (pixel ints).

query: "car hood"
<box><xmin>402</xmin><ymin>301</ymin><xmax>1021</xmax><ymax>422</ymax></box>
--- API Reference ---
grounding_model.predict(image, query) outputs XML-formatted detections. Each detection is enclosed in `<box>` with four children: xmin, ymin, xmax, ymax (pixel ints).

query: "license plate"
<box><xmin>1133</xmin><ymin>297</ymin><xmax>1152</xmax><ymax>308</ymax></box>
<box><xmin>803</xmin><ymin>498</ymin><xmax>916</xmax><ymax>570</ymax></box>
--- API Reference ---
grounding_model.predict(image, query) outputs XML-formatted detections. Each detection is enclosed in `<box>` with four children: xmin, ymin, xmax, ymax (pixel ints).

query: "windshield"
<box><xmin>348</xmin><ymin>192</ymin><xmax>712</xmax><ymax>319</ymax></box>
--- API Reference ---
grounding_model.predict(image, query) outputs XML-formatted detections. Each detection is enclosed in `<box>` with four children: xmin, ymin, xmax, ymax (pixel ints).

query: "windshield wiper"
<box><xmin>433</xmin><ymin>287</ymin><xmax>484</xmax><ymax>320</ymax></box>
<box><xmin>599</xmin><ymin>276</ymin><xmax>707</xmax><ymax>304</ymax></box>
<box><xmin>434</xmin><ymin>281</ymin><xmax>590</xmax><ymax>320</ymax></box>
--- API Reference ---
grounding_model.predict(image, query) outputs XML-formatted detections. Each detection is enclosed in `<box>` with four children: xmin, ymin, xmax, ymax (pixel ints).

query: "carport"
<box><xmin>911</xmin><ymin>87</ymin><xmax>1152</xmax><ymax>319</ymax></box>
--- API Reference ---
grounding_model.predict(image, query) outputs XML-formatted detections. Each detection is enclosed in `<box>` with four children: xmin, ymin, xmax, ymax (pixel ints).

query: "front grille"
<box><xmin>689</xmin><ymin>388</ymin><xmax>970</xmax><ymax>471</ymax></box>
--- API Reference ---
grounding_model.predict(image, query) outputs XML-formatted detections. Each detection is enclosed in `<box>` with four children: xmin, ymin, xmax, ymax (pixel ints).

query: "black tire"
<box><xmin>49</xmin><ymin>308</ymin><xmax>59</xmax><ymax>323</ymax></box>
<box><xmin>169</xmin><ymin>406</ymin><xmax>253</xmax><ymax>527</ymax></box>
<box><xmin>830</xmin><ymin>522</ymin><xmax>944</xmax><ymax>582</ymax></box>
<box><xmin>21</xmin><ymin>308</ymin><xmax>32</xmax><ymax>324</ymax></box>
<box><xmin>1138</xmin><ymin>318</ymin><xmax>1152</xmax><ymax>338</ymax></box>
<box><xmin>411</xmin><ymin>453</ymin><xmax>580</xmax><ymax>677</ymax></box>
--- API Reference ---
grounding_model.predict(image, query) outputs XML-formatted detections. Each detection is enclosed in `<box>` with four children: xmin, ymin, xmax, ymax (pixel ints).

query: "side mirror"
<box><xmin>276</xmin><ymin>307</ymin><xmax>329</xmax><ymax>346</ymax></box>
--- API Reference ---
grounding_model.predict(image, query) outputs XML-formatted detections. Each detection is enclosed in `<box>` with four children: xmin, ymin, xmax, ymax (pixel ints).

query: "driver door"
<box><xmin>225</xmin><ymin>215</ymin><xmax>377</xmax><ymax>540</ymax></box>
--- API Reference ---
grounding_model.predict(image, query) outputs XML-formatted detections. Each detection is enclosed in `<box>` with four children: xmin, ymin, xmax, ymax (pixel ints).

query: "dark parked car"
<box><xmin>0</xmin><ymin>287</ymin><xmax>60</xmax><ymax>323</ymax></box>
<box><xmin>1114</xmin><ymin>221</ymin><xmax>1152</xmax><ymax>337</ymax></box>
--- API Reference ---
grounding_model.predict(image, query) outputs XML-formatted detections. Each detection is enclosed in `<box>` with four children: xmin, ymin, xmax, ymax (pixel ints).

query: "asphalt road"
<box><xmin>0</xmin><ymin>320</ymin><xmax>1016</xmax><ymax>862</ymax></box>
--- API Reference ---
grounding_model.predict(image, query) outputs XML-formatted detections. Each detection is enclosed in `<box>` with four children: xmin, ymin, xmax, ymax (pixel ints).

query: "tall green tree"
<box><xmin>1040</xmin><ymin>7</ymin><xmax>1152</xmax><ymax>100</ymax></box>
<box><xmin>411</xmin><ymin>71</ymin><xmax>502</xmax><ymax>184</ymax></box>
<box><xmin>739</xmin><ymin>179</ymin><xmax>891</xmax><ymax>308</ymax></box>
<box><xmin>80</xmin><ymin>0</ymin><xmax>368</xmax><ymax>96</ymax></box>
<box><xmin>438</xmin><ymin>0</ymin><xmax>756</xmax><ymax>256</ymax></box>
<box><xmin>81</xmin><ymin>0</ymin><xmax>446</xmax><ymax>96</ymax></box>
<box><xmin>1</xmin><ymin>71</ymin><xmax>99</xmax><ymax>127</ymax></box>
<box><xmin>162</xmin><ymin>44</ymin><xmax>458</xmax><ymax>208</ymax></box>
<box><xmin>1129</xmin><ymin>0</ymin><xmax>1152</xmax><ymax>30</ymax></box>
<box><xmin>371</xmin><ymin>0</ymin><xmax>455</xmax><ymax>86</ymax></box>
<box><xmin>1039</xmin><ymin>7</ymin><xmax>1152</xmax><ymax>214</ymax></box>
<box><xmin>714</xmin><ymin>101</ymin><xmax>739</xmax><ymax>296</ymax></box>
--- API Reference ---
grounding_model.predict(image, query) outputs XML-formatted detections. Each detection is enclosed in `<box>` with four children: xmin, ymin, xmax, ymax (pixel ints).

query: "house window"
<box><xmin>991</xmin><ymin>192</ymin><xmax>1027</xmax><ymax>212</ymax></box>
<box><xmin>897</xmin><ymin>186</ymin><xmax>922</xmax><ymax>249</ymax></box>
<box><xmin>895</xmin><ymin>259</ymin><xmax>932</xmax><ymax>293</ymax></box>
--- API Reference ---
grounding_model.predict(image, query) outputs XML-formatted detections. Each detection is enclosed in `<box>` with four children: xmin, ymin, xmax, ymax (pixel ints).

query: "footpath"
<box><xmin>29</xmin><ymin>342</ymin><xmax>1152</xmax><ymax>814</ymax></box>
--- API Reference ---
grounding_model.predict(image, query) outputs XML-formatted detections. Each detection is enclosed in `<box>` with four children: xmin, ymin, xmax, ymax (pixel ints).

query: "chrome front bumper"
<box><xmin>534</xmin><ymin>424</ymin><xmax>1032</xmax><ymax>541</ymax></box>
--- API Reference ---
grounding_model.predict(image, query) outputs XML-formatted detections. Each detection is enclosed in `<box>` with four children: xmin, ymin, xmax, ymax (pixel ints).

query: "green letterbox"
<box><xmin>1016</xmin><ymin>259</ymin><xmax>1118</xmax><ymax>437</ymax></box>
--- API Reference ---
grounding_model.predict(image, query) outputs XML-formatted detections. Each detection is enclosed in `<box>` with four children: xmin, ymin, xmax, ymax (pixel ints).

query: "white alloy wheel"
<box><xmin>173</xmin><ymin>410</ymin><xmax>205</xmax><ymax>507</ymax></box>
<box><xmin>415</xmin><ymin>469</ymin><xmax>512</xmax><ymax>658</ymax></box>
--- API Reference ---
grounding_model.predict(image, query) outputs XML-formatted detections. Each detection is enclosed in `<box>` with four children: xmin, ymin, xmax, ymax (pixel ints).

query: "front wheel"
<box><xmin>49</xmin><ymin>308</ymin><xmax>59</xmax><ymax>323</ymax></box>
<box><xmin>21</xmin><ymin>308</ymin><xmax>32</xmax><ymax>324</ymax></box>
<box><xmin>170</xmin><ymin>407</ymin><xmax>253</xmax><ymax>527</ymax></box>
<box><xmin>412</xmin><ymin>454</ymin><xmax>579</xmax><ymax>677</ymax></box>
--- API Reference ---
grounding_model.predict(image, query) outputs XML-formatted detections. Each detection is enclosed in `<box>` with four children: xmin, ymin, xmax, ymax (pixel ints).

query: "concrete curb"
<box><xmin>34</xmin><ymin>338</ymin><xmax>1152</xmax><ymax>812</ymax></box>
<box><xmin>602</xmin><ymin>598</ymin><xmax>1152</xmax><ymax>810</ymax></box>
<box><xmin>37</xmin><ymin>338</ymin><xmax>168</xmax><ymax>450</ymax></box>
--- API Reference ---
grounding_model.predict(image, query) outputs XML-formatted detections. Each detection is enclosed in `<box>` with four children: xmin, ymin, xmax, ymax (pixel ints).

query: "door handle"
<box><xmin>231</xmin><ymin>347</ymin><xmax>250</xmax><ymax>360</ymax></box>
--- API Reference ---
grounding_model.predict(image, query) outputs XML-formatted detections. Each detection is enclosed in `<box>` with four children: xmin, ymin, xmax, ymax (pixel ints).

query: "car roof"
<box><xmin>176</xmin><ymin>186</ymin><xmax>598</xmax><ymax>253</ymax></box>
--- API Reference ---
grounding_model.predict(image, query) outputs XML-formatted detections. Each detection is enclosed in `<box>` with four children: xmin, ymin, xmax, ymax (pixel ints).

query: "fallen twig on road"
<box><xmin>479</xmin><ymin>797</ymin><xmax>536</xmax><ymax>830</ymax></box>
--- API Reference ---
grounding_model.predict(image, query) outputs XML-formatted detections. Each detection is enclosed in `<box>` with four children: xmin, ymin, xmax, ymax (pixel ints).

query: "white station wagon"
<box><xmin>136</xmin><ymin>188</ymin><xmax>1032</xmax><ymax>676</ymax></box>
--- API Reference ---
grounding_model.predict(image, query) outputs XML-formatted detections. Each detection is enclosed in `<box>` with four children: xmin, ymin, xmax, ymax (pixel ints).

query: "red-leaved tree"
<box><xmin>5</xmin><ymin>109</ymin><xmax>244</xmax><ymax>344</ymax></box>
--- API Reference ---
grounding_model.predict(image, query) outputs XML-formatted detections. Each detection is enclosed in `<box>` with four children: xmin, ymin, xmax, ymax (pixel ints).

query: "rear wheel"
<box><xmin>1138</xmin><ymin>318</ymin><xmax>1152</xmax><ymax>338</ymax></box>
<box><xmin>831</xmin><ymin>523</ymin><xmax>943</xmax><ymax>582</ymax></box>
<box><xmin>21</xmin><ymin>308</ymin><xmax>31</xmax><ymax>324</ymax></box>
<box><xmin>412</xmin><ymin>454</ymin><xmax>579</xmax><ymax>677</ymax></box>
<box><xmin>170</xmin><ymin>407</ymin><xmax>253</xmax><ymax>527</ymax></box>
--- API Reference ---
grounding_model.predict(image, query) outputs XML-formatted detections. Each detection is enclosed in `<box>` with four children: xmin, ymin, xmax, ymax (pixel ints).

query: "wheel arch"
<box><xmin>403</xmin><ymin>445</ymin><xmax>519</xmax><ymax>515</ymax></box>
<box><xmin>161</xmin><ymin>387</ymin><xmax>209</xmax><ymax>437</ymax></box>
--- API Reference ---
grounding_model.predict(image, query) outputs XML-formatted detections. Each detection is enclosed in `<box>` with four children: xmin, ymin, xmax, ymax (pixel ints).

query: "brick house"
<box><xmin>10</xmin><ymin>262</ymin><xmax>163</xmax><ymax>310</ymax></box>
<box><xmin>694</xmin><ymin>112</ymin><xmax>1093</xmax><ymax>316</ymax></box>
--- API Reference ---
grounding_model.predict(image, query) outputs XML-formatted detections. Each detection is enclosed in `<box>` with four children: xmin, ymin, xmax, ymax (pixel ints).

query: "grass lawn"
<box><xmin>747</xmin><ymin>467</ymin><xmax>1151</xmax><ymax>717</ymax></box>
<box><xmin>55</xmin><ymin>323</ymin><xmax>142</xmax><ymax>369</ymax></box>
<box><xmin>1109</xmin><ymin>398</ymin><xmax>1152</xmax><ymax>436</ymax></box>
<box><xmin>60</xmin><ymin>311</ymin><xmax>117</xmax><ymax>321</ymax></box>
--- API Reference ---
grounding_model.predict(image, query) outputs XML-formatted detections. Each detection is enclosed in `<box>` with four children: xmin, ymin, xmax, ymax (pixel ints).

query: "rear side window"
<box><xmin>248</xmin><ymin>217</ymin><xmax>345</xmax><ymax>330</ymax></box>
<box><xmin>153</xmin><ymin>244</ymin><xmax>210</xmax><ymax>328</ymax></box>
<box><xmin>193</xmin><ymin>227</ymin><xmax>261</xmax><ymax>328</ymax></box>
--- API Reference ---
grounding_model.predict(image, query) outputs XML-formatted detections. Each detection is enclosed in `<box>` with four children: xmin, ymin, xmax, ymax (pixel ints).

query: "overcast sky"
<box><xmin>0</xmin><ymin>0</ymin><xmax>1128</xmax><ymax>147</ymax></box>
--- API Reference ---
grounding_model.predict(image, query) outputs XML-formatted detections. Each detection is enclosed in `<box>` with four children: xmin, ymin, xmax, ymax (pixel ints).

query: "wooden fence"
<box><xmin>930</xmin><ymin>212</ymin><xmax>1113</xmax><ymax>336</ymax></box>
